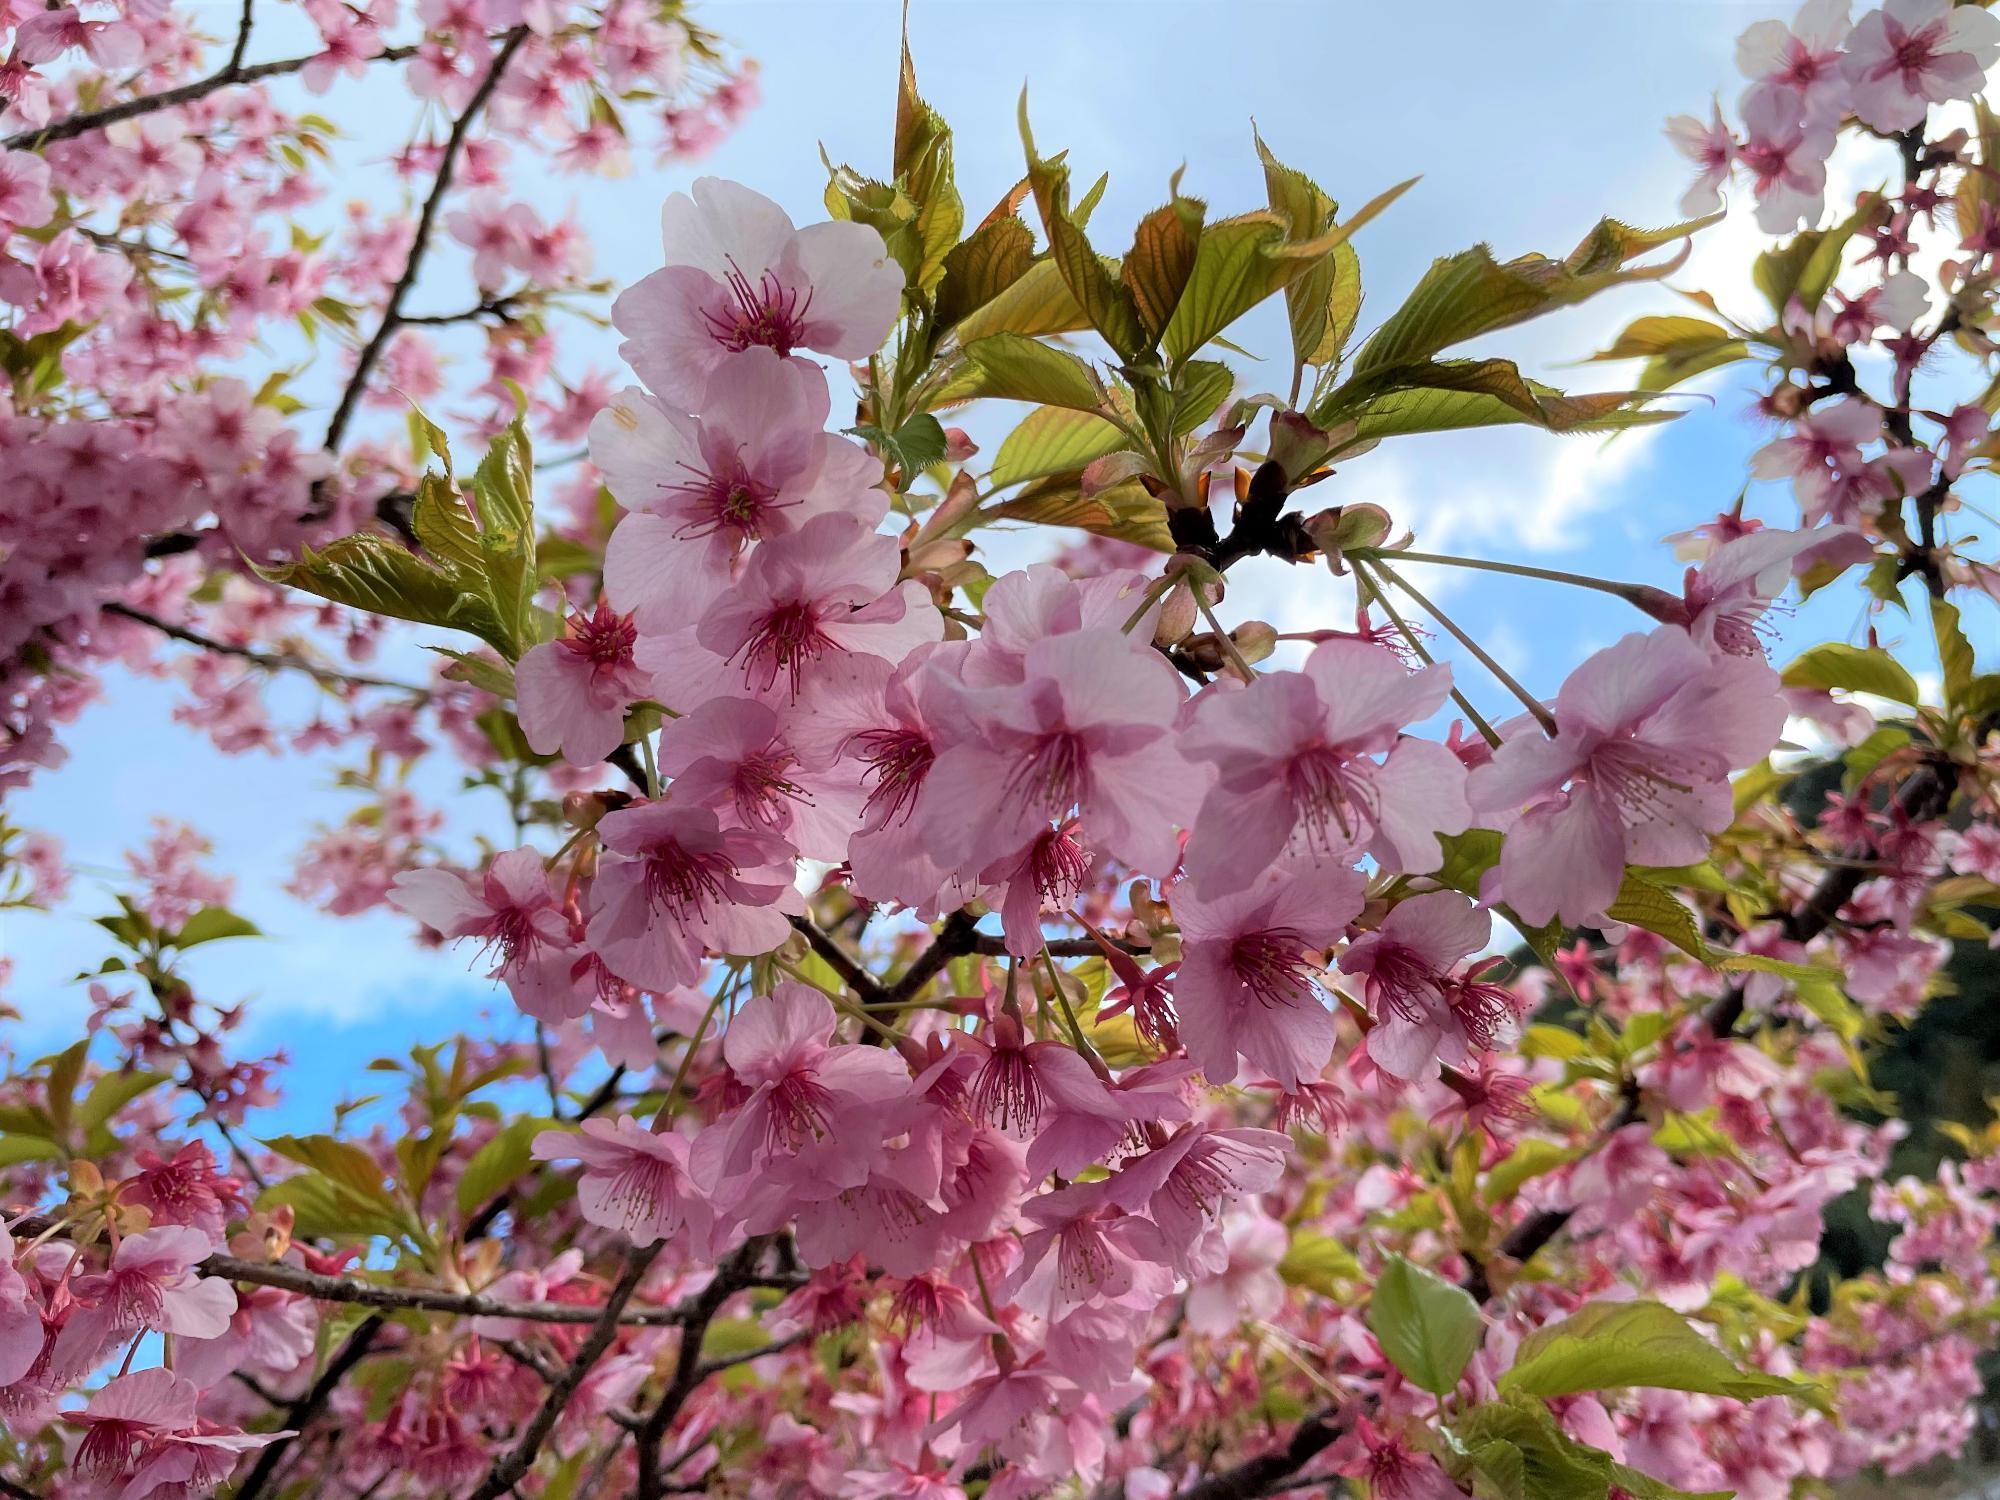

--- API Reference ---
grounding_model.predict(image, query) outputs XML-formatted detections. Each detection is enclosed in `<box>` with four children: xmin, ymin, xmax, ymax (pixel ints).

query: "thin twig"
<box><xmin>103</xmin><ymin>602</ymin><xmax>431</xmax><ymax>697</ymax></box>
<box><xmin>231</xmin><ymin>1314</ymin><xmax>385</xmax><ymax>1500</ymax></box>
<box><xmin>466</xmin><ymin>1244</ymin><xmax>662</xmax><ymax>1500</ymax></box>
<box><xmin>322</xmin><ymin>25</ymin><xmax>529</xmax><ymax>451</ymax></box>
<box><xmin>2</xmin><ymin>43</ymin><xmax>419</xmax><ymax>151</ymax></box>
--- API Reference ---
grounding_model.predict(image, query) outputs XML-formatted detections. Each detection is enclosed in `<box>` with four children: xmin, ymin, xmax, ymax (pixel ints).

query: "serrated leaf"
<box><xmin>935</xmin><ymin>215</ymin><xmax>1036</xmax><ymax>331</ymax></box>
<box><xmin>1605</xmin><ymin>873</ymin><xmax>1710</xmax><ymax>960</ymax></box>
<box><xmin>1019</xmin><ymin>97</ymin><xmax>1147</xmax><ymax>359</ymax></box>
<box><xmin>1121</xmin><ymin>195</ymin><xmax>1204</xmax><ymax>337</ymax></box>
<box><xmin>960</xmin><ymin>333</ymin><xmax>1103</xmax><ymax>410</ymax></box>
<box><xmin>1933</xmin><ymin>596</ymin><xmax>1975</xmax><ymax>708</ymax></box>
<box><xmin>1368</xmin><ymin>1253</ymin><xmax>1483</xmax><ymax>1395</ymax></box>
<box><xmin>1341</xmin><ymin>358</ymin><xmax>1672</xmax><ymax>441</ymax></box>
<box><xmin>985</xmin><ymin>474</ymin><xmax>1172</xmax><ymax>550</ymax></box>
<box><xmin>951</xmin><ymin>257</ymin><xmax>1089</xmax><ymax>342</ymax></box>
<box><xmin>1499</xmin><ymin>1300</ymin><xmax>1817</xmax><ymax>1401</ymax></box>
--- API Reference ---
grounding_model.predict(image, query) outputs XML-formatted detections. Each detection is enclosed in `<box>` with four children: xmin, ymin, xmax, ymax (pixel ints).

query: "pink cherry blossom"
<box><xmin>697</xmin><ymin>514</ymin><xmax>940</xmax><ymax>699</ymax></box>
<box><xmin>1170</xmin><ymin>861</ymin><xmax>1364</xmax><ymax>1089</ymax></box>
<box><xmin>1665</xmin><ymin>103</ymin><xmax>1736</xmax><ymax>216</ymax></box>
<box><xmin>389</xmin><ymin>846</ymin><xmax>584</xmax><ymax>1021</ymax></box>
<box><xmin>52</xmin><ymin>1226</ymin><xmax>237</xmax><ymax>1376</ymax></box>
<box><xmin>918</xmin><ymin>628</ymin><xmax>1193</xmax><ymax>880</ymax></box>
<box><xmin>1340</xmin><ymin>890</ymin><xmax>1497</xmax><ymax>1080</ymax></box>
<box><xmin>515</xmin><ymin>601</ymin><xmax>655</xmax><ymax>766</ymax></box>
<box><xmin>532</xmin><ymin>1115</ymin><xmax>716</xmax><ymax>1249</ymax></box>
<box><xmin>1180</xmin><ymin>638</ymin><xmax>1468</xmax><ymax>895</ymax></box>
<box><xmin>1469</xmin><ymin>627</ymin><xmax>1786</xmax><ymax>927</ymax></box>
<box><xmin>1182</xmin><ymin>1210</ymin><xmax>1289</xmax><ymax>1335</ymax></box>
<box><xmin>1736</xmin><ymin>0</ymin><xmax>1851</xmax><ymax>122</ymax></box>
<box><xmin>1842</xmin><ymin>0</ymin><xmax>2000</xmax><ymax>132</ymax></box>
<box><xmin>585</xmin><ymin>802</ymin><xmax>799</xmax><ymax>991</ymax></box>
<box><xmin>612</xmin><ymin>177</ymin><xmax>905</xmax><ymax>408</ymax></box>
<box><xmin>1737</xmin><ymin>84</ymin><xmax>1835</xmax><ymax>232</ymax></box>
<box><xmin>591</xmin><ymin>347</ymin><xmax>883</xmax><ymax>574</ymax></box>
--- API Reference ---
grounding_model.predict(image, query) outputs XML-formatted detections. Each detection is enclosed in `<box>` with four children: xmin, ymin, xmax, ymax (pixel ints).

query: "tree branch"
<box><xmin>466</xmin><ymin>1244</ymin><xmax>661</xmax><ymax>1500</ymax></box>
<box><xmin>1</xmin><ymin>1215</ymin><xmax>798</xmax><ymax>1326</ymax></box>
<box><xmin>322</xmin><ymin>25</ymin><xmax>529</xmax><ymax>451</ymax></box>
<box><xmin>230</xmin><ymin>1314</ymin><xmax>385</xmax><ymax>1500</ymax></box>
<box><xmin>2</xmin><ymin>43</ymin><xmax>418</xmax><ymax>151</ymax></box>
<box><xmin>103</xmin><ymin>602</ymin><xmax>431</xmax><ymax>697</ymax></box>
<box><xmin>632</xmin><ymin>1239</ymin><xmax>772</xmax><ymax>1500</ymax></box>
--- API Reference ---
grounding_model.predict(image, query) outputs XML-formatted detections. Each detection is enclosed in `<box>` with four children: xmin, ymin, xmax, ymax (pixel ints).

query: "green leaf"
<box><xmin>258</xmin><ymin>533</ymin><xmax>508</xmax><ymax>656</ymax></box>
<box><xmin>77</xmin><ymin>1071</ymin><xmax>170</xmax><ymax>1133</ymax></box>
<box><xmin>960</xmin><ymin>333</ymin><xmax>1103</xmax><ymax>410</ymax></box>
<box><xmin>1753</xmin><ymin>193</ymin><xmax>1881</xmax><ymax>317</ymax></box>
<box><xmin>1120</xmin><ymin>194</ymin><xmax>1205</xmax><ymax>338</ymax></box>
<box><xmin>1484</xmin><ymin>1139</ymin><xmax>1581</xmax><ymax>1203</ymax></box>
<box><xmin>935</xmin><ymin>215</ymin><xmax>1037</xmax><ymax>331</ymax></box>
<box><xmin>1019</xmin><ymin>95</ymin><xmax>1147</xmax><ymax>360</ymax></box>
<box><xmin>989</xmin><ymin>406</ymin><xmax>1129</xmax><ymax>489</ymax></box>
<box><xmin>951</xmin><ymin>257</ymin><xmax>1089</xmax><ymax>342</ymax></box>
<box><xmin>264</xmin><ymin>421</ymin><xmax>540</xmax><ymax>661</ymax></box>
<box><xmin>1933</xmin><ymin>596</ymin><xmax>1975</xmax><ymax>708</ymax></box>
<box><xmin>893</xmin><ymin>37</ymin><xmax>963</xmax><ymax>292</ymax></box>
<box><xmin>1341</xmin><ymin>358</ymin><xmax>1671</xmax><ymax>441</ymax></box>
<box><xmin>44</xmin><ymin>1039</ymin><xmax>87</xmax><ymax>1136</ymax></box>
<box><xmin>456</xmin><ymin>1116</ymin><xmax>542</xmax><ymax>1217</ymax></box>
<box><xmin>1432</xmin><ymin>828</ymin><xmax>1504</xmax><ymax>896</ymax></box>
<box><xmin>1279</xmin><ymin>1229</ymin><xmax>1364</xmax><ymax>1299</ymax></box>
<box><xmin>1254</xmin><ymin>129</ymin><xmax>1343</xmax><ymax>369</ymax></box>
<box><xmin>1337</xmin><ymin>214</ymin><xmax>1715</xmax><ymax>410</ymax></box>
<box><xmin>265</xmin><ymin>1133</ymin><xmax>411</xmax><ymax>1232</ymax></box>
<box><xmin>1368</xmin><ymin>1253</ymin><xmax>1484</xmax><ymax>1395</ymax></box>
<box><xmin>173</xmin><ymin>905</ymin><xmax>262</xmax><ymax>948</ymax></box>
<box><xmin>0</xmin><ymin>1134</ymin><xmax>64</xmax><ymax>1165</ymax></box>
<box><xmin>984</xmin><ymin>474</ymin><xmax>1173</xmax><ymax>551</ymax></box>
<box><xmin>1780</xmin><ymin>642</ymin><xmax>1922</xmax><ymax>705</ymax></box>
<box><xmin>429</xmin><ymin>647</ymin><xmax>517</xmax><ymax>699</ymax></box>
<box><xmin>1157</xmin><ymin>210</ymin><xmax>1292</xmax><ymax>366</ymax></box>
<box><xmin>1498</xmin><ymin>1300</ymin><xmax>1818</xmax><ymax>1401</ymax></box>
<box><xmin>1604</xmin><ymin>873</ymin><xmax>1709</xmax><ymax>960</ymax></box>
<box><xmin>849</xmin><ymin>413</ymin><xmax>947</xmax><ymax>489</ymax></box>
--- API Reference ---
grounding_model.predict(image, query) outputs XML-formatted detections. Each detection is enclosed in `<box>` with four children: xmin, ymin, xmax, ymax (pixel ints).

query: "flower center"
<box><xmin>700</xmin><ymin>257</ymin><xmax>813</xmax><ymax>355</ymax></box>
<box><xmin>642</xmin><ymin>839</ymin><xmax>732</xmax><ymax>921</ymax></box>
<box><xmin>736</xmin><ymin>601</ymin><xmax>832</xmax><ymax>697</ymax></box>
<box><xmin>1003</xmin><ymin>731</ymin><xmax>1087</xmax><ymax>819</ymax></box>
<box><xmin>1229</xmin><ymin>929</ymin><xmax>1316</xmax><ymax>1008</ymax></box>
<box><xmin>561</xmin><ymin>603</ymin><xmax>638</xmax><ymax>669</ymax></box>
<box><xmin>852</xmin><ymin>727</ymin><xmax>933</xmax><ymax>828</ymax></box>
<box><xmin>1285</xmin><ymin>744</ymin><xmax>1378</xmax><ymax>849</ymax></box>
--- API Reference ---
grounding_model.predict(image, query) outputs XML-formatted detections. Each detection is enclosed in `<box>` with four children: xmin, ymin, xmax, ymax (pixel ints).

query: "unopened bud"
<box><xmin>1268</xmin><ymin>410</ymin><xmax>1335</xmax><ymax>483</ymax></box>
<box><xmin>1304</xmin><ymin>503</ymin><xmax>1393</xmax><ymax>571</ymax></box>
<box><xmin>1232</xmin><ymin>620</ymin><xmax>1279</xmax><ymax>665</ymax></box>
<box><xmin>1152</xmin><ymin>579</ymin><xmax>1198</xmax><ymax>647</ymax></box>
<box><xmin>943</xmin><ymin>427</ymin><xmax>978</xmax><ymax>462</ymax></box>
<box><xmin>563</xmin><ymin>789</ymin><xmax>629</xmax><ymax>830</ymax></box>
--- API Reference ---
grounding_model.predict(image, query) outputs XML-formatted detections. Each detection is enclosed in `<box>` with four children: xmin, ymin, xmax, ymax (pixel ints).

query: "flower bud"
<box><xmin>1152</xmin><ymin>578</ymin><xmax>1198</xmax><ymax>647</ymax></box>
<box><xmin>563</xmin><ymin>789</ymin><xmax>629</xmax><ymax>830</ymax></box>
<box><xmin>1233</xmin><ymin>620</ymin><xmax>1279</xmax><ymax>665</ymax></box>
<box><xmin>1303</xmin><ymin>503</ymin><xmax>1393</xmax><ymax>572</ymax></box>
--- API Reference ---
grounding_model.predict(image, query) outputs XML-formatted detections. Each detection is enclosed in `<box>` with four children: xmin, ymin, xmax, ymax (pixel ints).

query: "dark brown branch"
<box><xmin>322</xmin><ymin>26</ymin><xmax>529</xmax><ymax>451</ymax></box>
<box><xmin>884</xmin><ymin>908</ymin><xmax>979</xmax><ymax>1005</ymax></box>
<box><xmin>789</xmin><ymin>916</ymin><xmax>887</xmax><ymax>1004</ymax></box>
<box><xmin>467</xmin><ymin>1244</ymin><xmax>662</xmax><ymax>1500</ymax></box>
<box><xmin>2</xmin><ymin>1214</ymin><xmax>796</xmax><ymax>1326</ymax></box>
<box><xmin>2</xmin><ymin>43</ymin><xmax>418</xmax><ymax>151</ymax></box>
<box><xmin>103</xmin><ymin>602</ymin><xmax>431</xmax><ymax>696</ymax></box>
<box><xmin>632</xmin><ymin>1239</ymin><xmax>772</xmax><ymax>1500</ymax></box>
<box><xmin>231</xmin><ymin>1314</ymin><xmax>386</xmax><ymax>1500</ymax></box>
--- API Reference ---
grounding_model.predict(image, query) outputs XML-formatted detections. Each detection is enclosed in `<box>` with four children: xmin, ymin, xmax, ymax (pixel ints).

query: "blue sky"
<box><xmin>12</xmin><ymin>0</ymin><xmax>1915</xmax><ymax>1129</ymax></box>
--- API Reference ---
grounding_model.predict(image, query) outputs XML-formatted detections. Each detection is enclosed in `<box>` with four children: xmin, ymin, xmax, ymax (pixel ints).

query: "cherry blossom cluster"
<box><xmin>0</xmin><ymin>0</ymin><xmax>753</xmax><ymax>803</ymax></box>
<box><xmin>5</xmin><ymin>2</ymin><xmax>2000</xmax><ymax>1497</ymax></box>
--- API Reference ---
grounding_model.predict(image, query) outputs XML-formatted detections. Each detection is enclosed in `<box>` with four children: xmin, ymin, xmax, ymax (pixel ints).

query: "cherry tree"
<box><xmin>4</xmin><ymin>2</ymin><xmax>2000</xmax><ymax>1499</ymax></box>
